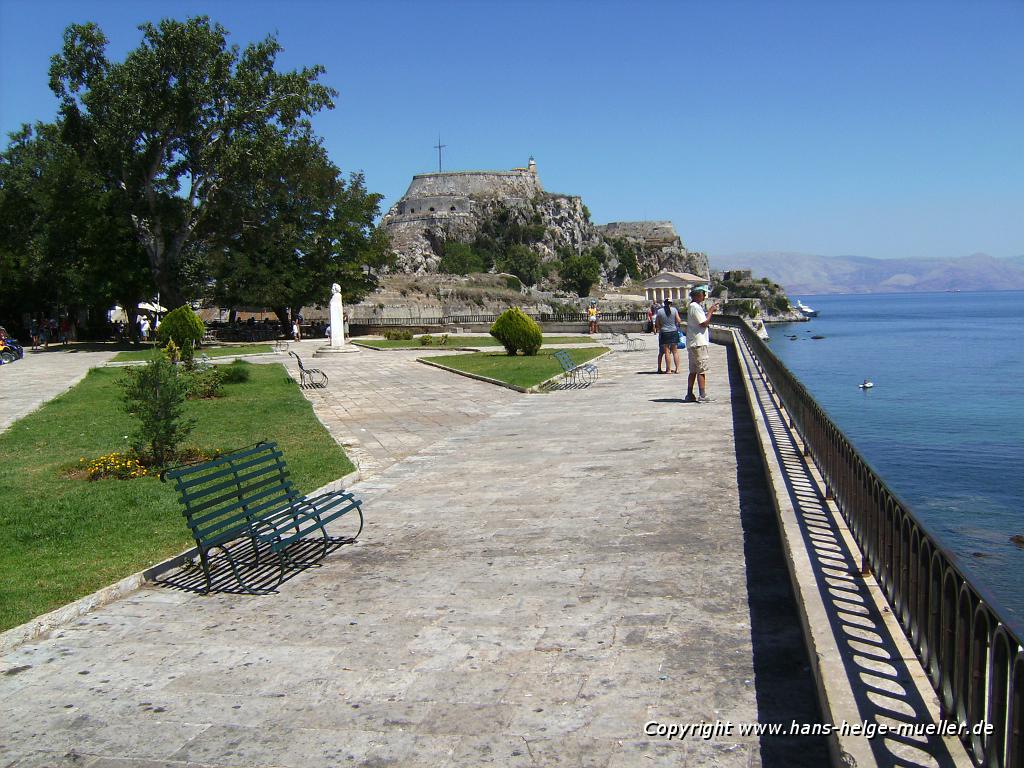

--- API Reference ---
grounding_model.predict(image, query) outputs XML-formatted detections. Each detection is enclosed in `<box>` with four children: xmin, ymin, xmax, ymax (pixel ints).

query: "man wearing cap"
<box><xmin>684</xmin><ymin>285</ymin><xmax>719</xmax><ymax>403</ymax></box>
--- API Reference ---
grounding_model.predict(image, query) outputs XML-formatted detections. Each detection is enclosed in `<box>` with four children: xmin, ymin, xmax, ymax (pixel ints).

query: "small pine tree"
<box><xmin>119</xmin><ymin>355</ymin><xmax>194</xmax><ymax>467</ymax></box>
<box><xmin>490</xmin><ymin>306</ymin><xmax>543</xmax><ymax>356</ymax></box>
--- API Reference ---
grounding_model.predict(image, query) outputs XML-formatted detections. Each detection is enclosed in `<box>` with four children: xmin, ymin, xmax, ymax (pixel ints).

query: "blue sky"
<box><xmin>1</xmin><ymin>0</ymin><xmax>1021</xmax><ymax>261</ymax></box>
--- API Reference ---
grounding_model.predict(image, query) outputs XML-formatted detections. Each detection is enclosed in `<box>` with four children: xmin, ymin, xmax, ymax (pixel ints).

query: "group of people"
<box><xmin>27</xmin><ymin>317</ymin><xmax>72</xmax><ymax>350</ymax></box>
<box><xmin>649</xmin><ymin>285</ymin><xmax>719</xmax><ymax>403</ymax></box>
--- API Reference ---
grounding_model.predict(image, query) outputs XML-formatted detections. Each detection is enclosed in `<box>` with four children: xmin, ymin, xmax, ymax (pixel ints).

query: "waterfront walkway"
<box><xmin>0</xmin><ymin>341</ymin><xmax>829</xmax><ymax>766</ymax></box>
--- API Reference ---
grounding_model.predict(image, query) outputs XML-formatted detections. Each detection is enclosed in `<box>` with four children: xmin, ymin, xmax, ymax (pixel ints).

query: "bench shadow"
<box><xmin>153</xmin><ymin>536</ymin><xmax>355</xmax><ymax>595</ymax></box>
<box><xmin>725</xmin><ymin>346</ymin><xmax>831</xmax><ymax>766</ymax></box>
<box><xmin>738</xmin><ymin>344</ymin><xmax>962</xmax><ymax>767</ymax></box>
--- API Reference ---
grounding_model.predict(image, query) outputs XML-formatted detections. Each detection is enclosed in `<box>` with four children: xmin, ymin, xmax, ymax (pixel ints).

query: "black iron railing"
<box><xmin>348</xmin><ymin>311</ymin><xmax>649</xmax><ymax>326</ymax></box>
<box><xmin>716</xmin><ymin>314</ymin><xmax>1023</xmax><ymax>767</ymax></box>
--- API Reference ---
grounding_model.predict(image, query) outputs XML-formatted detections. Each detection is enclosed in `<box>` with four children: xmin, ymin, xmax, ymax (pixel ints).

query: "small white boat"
<box><xmin>795</xmin><ymin>299</ymin><xmax>818</xmax><ymax>318</ymax></box>
<box><xmin>859</xmin><ymin>380</ymin><xmax>874</xmax><ymax>389</ymax></box>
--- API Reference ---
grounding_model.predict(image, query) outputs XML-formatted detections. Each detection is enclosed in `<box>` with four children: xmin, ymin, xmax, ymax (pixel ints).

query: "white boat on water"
<box><xmin>795</xmin><ymin>299</ymin><xmax>818</xmax><ymax>317</ymax></box>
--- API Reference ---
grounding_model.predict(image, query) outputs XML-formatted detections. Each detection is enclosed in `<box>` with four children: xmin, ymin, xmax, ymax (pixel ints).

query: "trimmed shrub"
<box><xmin>419</xmin><ymin>334</ymin><xmax>434</xmax><ymax>346</ymax></box>
<box><xmin>157</xmin><ymin>305</ymin><xmax>204</xmax><ymax>364</ymax></box>
<box><xmin>490</xmin><ymin>306</ymin><xmax>543</xmax><ymax>356</ymax></box>
<box><xmin>383</xmin><ymin>329</ymin><xmax>413</xmax><ymax>341</ymax></box>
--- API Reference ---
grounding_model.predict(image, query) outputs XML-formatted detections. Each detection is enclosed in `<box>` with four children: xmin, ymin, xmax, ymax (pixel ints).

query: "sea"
<box><xmin>766</xmin><ymin>291</ymin><xmax>1024</xmax><ymax>627</ymax></box>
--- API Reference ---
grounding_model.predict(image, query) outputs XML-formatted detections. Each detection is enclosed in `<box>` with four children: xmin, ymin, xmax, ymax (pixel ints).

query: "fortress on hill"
<box><xmin>379</xmin><ymin>158</ymin><xmax>709</xmax><ymax>283</ymax></box>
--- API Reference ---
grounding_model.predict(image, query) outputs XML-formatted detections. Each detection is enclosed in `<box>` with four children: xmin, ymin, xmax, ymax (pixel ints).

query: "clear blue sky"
<box><xmin>1</xmin><ymin>0</ymin><xmax>1021</xmax><ymax>260</ymax></box>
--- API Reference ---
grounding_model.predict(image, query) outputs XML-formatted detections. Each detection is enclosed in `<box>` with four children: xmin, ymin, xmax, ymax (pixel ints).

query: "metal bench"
<box><xmin>553</xmin><ymin>349</ymin><xmax>598</xmax><ymax>387</ymax></box>
<box><xmin>611</xmin><ymin>331</ymin><xmax>647</xmax><ymax>352</ymax></box>
<box><xmin>162</xmin><ymin>442</ymin><xmax>363</xmax><ymax>594</ymax></box>
<box><xmin>289</xmin><ymin>350</ymin><xmax>327</xmax><ymax>388</ymax></box>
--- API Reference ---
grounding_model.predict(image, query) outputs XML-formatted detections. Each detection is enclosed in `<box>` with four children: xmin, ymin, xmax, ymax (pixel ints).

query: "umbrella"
<box><xmin>138</xmin><ymin>301</ymin><xmax>167</xmax><ymax>313</ymax></box>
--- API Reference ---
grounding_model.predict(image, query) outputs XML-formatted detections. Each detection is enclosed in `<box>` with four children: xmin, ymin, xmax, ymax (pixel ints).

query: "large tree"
<box><xmin>0</xmin><ymin>122</ymin><xmax>151</xmax><ymax>335</ymax></box>
<box><xmin>47</xmin><ymin>16</ymin><xmax>336</xmax><ymax>309</ymax></box>
<box><xmin>203</xmin><ymin>131</ymin><xmax>390</xmax><ymax>328</ymax></box>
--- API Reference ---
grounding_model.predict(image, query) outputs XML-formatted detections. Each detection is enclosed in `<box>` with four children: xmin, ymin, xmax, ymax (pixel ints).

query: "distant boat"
<box><xmin>859</xmin><ymin>380</ymin><xmax>874</xmax><ymax>389</ymax></box>
<box><xmin>795</xmin><ymin>299</ymin><xmax>818</xmax><ymax>317</ymax></box>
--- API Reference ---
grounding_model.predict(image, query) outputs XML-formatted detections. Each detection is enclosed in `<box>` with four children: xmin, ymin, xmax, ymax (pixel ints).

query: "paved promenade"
<box><xmin>1</xmin><ymin>341</ymin><xmax>828</xmax><ymax>767</ymax></box>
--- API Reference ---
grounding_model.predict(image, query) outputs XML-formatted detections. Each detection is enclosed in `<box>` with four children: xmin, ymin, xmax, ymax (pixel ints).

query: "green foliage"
<box><xmin>46</xmin><ymin>16</ymin><xmax>353</xmax><ymax>309</ymax></box>
<box><xmin>770</xmin><ymin>295</ymin><xmax>791</xmax><ymax>313</ymax></box>
<box><xmin>182</xmin><ymin>366</ymin><xmax>225</xmax><ymax>400</ymax></box>
<box><xmin>119</xmin><ymin>356</ymin><xmax>194</xmax><ymax>467</ymax></box>
<box><xmin>503</xmin><ymin>274</ymin><xmax>523</xmax><ymax>292</ymax></box>
<box><xmin>157</xmin><ymin>305</ymin><xmax>204</xmax><ymax>362</ymax></box>
<box><xmin>0</xmin><ymin>123</ymin><xmax>152</xmax><ymax>336</ymax></box>
<box><xmin>609</xmin><ymin>238</ymin><xmax>641</xmax><ymax>283</ymax></box>
<box><xmin>735</xmin><ymin>300</ymin><xmax>759</xmax><ymax>319</ymax></box>
<box><xmin>419</xmin><ymin>334</ymin><xmax>434</xmax><ymax>346</ymax></box>
<box><xmin>439</xmin><ymin>242</ymin><xmax>486</xmax><ymax>275</ymax></box>
<box><xmin>581</xmin><ymin>204</ymin><xmax>591</xmax><ymax>222</ymax></box>
<box><xmin>559</xmin><ymin>252</ymin><xmax>602</xmax><ymax>297</ymax></box>
<box><xmin>490</xmin><ymin>306</ymin><xmax>543</xmax><ymax>356</ymax></box>
<box><xmin>496</xmin><ymin>244</ymin><xmax>542</xmax><ymax>287</ymax></box>
<box><xmin>383</xmin><ymin>329</ymin><xmax>413</xmax><ymax>341</ymax></box>
<box><xmin>221</xmin><ymin>360</ymin><xmax>252</xmax><ymax>384</ymax></box>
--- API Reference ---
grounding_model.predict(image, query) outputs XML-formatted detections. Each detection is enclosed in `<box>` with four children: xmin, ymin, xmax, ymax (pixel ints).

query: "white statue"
<box><xmin>329</xmin><ymin>283</ymin><xmax>345</xmax><ymax>348</ymax></box>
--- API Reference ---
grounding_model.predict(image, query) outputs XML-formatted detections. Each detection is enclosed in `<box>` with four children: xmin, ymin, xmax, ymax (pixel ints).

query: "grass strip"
<box><xmin>111</xmin><ymin>344</ymin><xmax>273</xmax><ymax>362</ymax></box>
<box><xmin>354</xmin><ymin>336</ymin><xmax>595</xmax><ymax>350</ymax></box>
<box><xmin>0</xmin><ymin>361</ymin><xmax>353</xmax><ymax>631</ymax></box>
<box><xmin>423</xmin><ymin>347</ymin><xmax>607</xmax><ymax>389</ymax></box>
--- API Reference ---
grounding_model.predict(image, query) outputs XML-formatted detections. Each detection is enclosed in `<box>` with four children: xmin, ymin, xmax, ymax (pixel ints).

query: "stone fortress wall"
<box><xmin>390</xmin><ymin>162</ymin><xmax>542</xmax><ymax>219</ymax></box>
<box><xmin>596</xmin><ymin>221</ymin><xmax>682</xmax><ymax>247</ymax></box>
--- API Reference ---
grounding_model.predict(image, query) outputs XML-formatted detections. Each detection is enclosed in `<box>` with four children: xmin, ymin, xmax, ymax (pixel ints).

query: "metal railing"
<box><xmin>348</xmin><ymin>311</ymin><xmax>649</xmax><ymax>326</ymax></box>
<box><xmin>716</xmin><ymin>314</ymin><xmax>1023</xmax><ymax>767</ymax></box>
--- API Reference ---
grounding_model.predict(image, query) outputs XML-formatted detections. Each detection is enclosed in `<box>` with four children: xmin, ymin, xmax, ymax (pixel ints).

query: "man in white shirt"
<box><xmin>684</xmin><ymin>285</ymin><xmax>719</xmax><ymax>403</ymax></box>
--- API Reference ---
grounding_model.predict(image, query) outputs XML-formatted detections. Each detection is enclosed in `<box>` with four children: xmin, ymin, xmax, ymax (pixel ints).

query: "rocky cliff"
<box><xmin>380</xmin><ymin>160</ymin><xmax>709</xmax><ymax>286</ymax></box>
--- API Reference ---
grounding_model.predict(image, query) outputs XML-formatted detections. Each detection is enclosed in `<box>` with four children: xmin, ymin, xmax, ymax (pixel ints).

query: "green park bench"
<box><xmin>162</xmin><ymin>442</ymin><xmax>363</xmax><ymax>594</ymax></box>
<box><xmin>553</xmin><ymin>349</ymin><xmax>598</xmax><ymax>387</ymax></box>
<box><xmin>289</xmin><ymin>350</ymin><xmax>328</xmax><ymax>388</ymax></box>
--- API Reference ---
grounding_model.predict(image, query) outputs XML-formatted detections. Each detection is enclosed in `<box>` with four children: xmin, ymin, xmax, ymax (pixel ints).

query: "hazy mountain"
<box><xmin>709</xmin><ymin>252</ymin><xmax>1024</xmax><ymax>295</ymax></box>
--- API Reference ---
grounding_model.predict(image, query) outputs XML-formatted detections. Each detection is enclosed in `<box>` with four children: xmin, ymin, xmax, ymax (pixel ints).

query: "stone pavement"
<box><xmin>0</xmin><ymin>342</ymin><xmax>829</xmax><ymax>767</ymax></box>
<box><xmin>0</xmin><ymin>345</ymin><xmax>118</xmax><ymax>433</ymax></box>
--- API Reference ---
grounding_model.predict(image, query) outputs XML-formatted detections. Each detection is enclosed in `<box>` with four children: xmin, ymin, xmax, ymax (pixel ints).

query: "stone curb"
<box><xmin>102</xmin><ymin>352</ymin><xmax>280</xmax><ymax>368</ymax></box>
<box><xmin>0</xmin><ymin>469</ymin><xmax>361</xmax><ymax>655</ymax></box>
<box><xmin>417</xmin><ymin>348</ymin><xmax>614</xmax><ymax>394</ymax></box>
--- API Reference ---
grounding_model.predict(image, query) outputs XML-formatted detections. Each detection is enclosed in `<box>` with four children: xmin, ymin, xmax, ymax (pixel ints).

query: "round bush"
<box><xmin>157</xmin><ymin>305</ymin><xmax>204</xmax><ymax>355</ymax></box>
<box><xmin>490</xmin><ymin>306</ymin><xmax>542</xmax><ymax>356</ymax></box>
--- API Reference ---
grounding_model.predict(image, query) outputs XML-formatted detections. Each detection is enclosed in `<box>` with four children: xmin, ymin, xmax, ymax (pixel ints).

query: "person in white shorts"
<box><xmin>684</xmin><ymin>285</ymin><xmax>719</xmax><ymax>403</ymax></box>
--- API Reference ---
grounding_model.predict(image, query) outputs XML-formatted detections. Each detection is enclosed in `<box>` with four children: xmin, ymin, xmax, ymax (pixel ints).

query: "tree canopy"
<box><xmin>47</xmin><ymin>16</ymin><xmax>339</xmax><ymax>309</ymax></box>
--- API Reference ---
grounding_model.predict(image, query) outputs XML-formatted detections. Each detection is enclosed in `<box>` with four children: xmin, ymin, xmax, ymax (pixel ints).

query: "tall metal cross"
<box><xmin>434</xmin><ymin>135</ymin><xmax>446</xmax><ymax>172</ymax></box>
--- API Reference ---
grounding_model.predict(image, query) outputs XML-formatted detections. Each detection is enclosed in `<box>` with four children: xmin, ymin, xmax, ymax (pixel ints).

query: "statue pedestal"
<box><xmin>314</xmin><ymin>344</ymin><xmax>359</xmax><ymax>357</ymax></box>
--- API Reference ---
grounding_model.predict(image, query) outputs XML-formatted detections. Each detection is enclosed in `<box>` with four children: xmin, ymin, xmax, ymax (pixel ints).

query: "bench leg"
<box><xmin>216</xmin><ymin>543</ymin><xmax>285</xmax><ymax>595</ymax></box>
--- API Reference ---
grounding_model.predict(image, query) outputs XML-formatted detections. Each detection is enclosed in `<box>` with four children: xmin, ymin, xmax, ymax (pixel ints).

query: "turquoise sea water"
<box><xmin>767</xmin><ymin>291</ymin><xmax>1024</xmax><ymax>625</ymax></box>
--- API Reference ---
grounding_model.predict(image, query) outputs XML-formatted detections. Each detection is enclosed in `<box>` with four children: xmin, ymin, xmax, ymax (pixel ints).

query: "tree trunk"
<box><xmin>273</xmin><ymin>307</ymin><xmax>290</xmax><ymax>338</ymax></box>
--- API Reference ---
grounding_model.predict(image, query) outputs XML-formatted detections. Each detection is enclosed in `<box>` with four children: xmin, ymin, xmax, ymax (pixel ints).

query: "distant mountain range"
<box><xmin>709</xmin><ymin>252</ymin><xmax>1024</xmax><ymax>295</ymax></box>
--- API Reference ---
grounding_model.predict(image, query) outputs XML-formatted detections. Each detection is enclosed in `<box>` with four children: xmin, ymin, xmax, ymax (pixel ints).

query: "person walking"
<box><xmin>292</xmin><ymin>318</ymin><xmax>301</xmax><ymax>342</ymax></box>
<box><xmin>684</xmin><ymin>285</ymin><xmax>720</xmax><ymax>403</ymax></box>
<box><xmin>654</xmin><ymin>297</ymin><xmax>683</xmax><ymax>374</ymax></box>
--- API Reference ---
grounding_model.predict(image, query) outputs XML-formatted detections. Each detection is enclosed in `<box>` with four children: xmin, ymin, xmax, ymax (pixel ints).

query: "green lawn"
<box><xmin>0</xmin><ymin>361</ymin><xmax>353</xmax><ymax>631</ymax></box>
<box><xmin>354</xmin><ymin>335</ymin><xmax>594</xmax><ymax>350</ymax></box>
<box><xmin>425</xmin><ymin>347</ymin><xmax>607</xmax><ymax>389</ymax></box>
<box><xmin>111</xmin><ymin>343</ymin><xmax>273</xmax><ymax>362</ymax></box>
